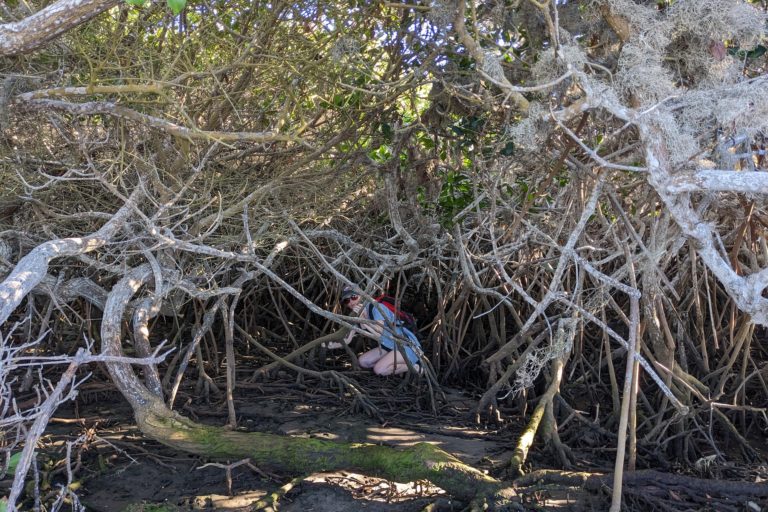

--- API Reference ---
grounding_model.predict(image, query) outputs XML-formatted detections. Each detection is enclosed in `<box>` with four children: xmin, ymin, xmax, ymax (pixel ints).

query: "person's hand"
<box><xmin>326</xmin><ymin>330</ymin><xmax>354</xmax><ymax>349</ymax></box>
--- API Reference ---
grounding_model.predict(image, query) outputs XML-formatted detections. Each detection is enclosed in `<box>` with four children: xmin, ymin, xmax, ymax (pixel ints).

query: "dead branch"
<box><xmin>0</xmin><ymin>0</ymin><xmax>119</xmax><ymax>57</ymax></box>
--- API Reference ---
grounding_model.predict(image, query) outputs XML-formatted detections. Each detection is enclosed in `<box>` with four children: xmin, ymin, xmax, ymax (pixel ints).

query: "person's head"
<box><xmin>340</xmin><ymin>286</ymin><xmax>361</xmax><ymax>311</ymax></box>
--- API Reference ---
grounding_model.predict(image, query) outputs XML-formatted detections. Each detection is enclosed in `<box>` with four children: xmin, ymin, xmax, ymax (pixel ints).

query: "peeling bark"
<box><xmin>0</xmin><ymin>0</ymin><xmax>120</xmax><ymax>57</ymax></box>
<box><xmin>666</xmin><ymin>169</ymin><xmax>768</xmax><ymax>195</ymax></box>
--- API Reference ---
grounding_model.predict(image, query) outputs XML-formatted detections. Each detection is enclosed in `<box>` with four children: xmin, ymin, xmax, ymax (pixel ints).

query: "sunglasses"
<box><xmin>341</xmin><ymin>295</ymin><xmax>359</xmax><ymax>305</ymax></box>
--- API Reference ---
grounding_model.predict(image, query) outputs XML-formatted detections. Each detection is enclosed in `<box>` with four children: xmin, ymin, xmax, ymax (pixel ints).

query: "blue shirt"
<box><xmin>368</xmin><ymin>302</ymin><xmax>422</xmax><ymax>364</ymax></box>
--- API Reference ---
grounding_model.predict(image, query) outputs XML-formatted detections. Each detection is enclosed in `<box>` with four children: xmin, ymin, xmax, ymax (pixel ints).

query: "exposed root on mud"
<box><xmin>514</xmin><ymin>468</ymin><xmax>768</xmax><ymax>512</ymax></box>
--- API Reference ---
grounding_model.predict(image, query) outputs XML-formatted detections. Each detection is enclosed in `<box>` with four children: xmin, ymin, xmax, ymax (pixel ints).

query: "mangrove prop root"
<box><xmin>507</xmin><ymin>358</ymin><xmax>566</xmax><ymax>477</ymax></box>
<box><xmin>516</xmin><ymin>468</ymin><xmax>768</xmax><ymax>499</ymax></box>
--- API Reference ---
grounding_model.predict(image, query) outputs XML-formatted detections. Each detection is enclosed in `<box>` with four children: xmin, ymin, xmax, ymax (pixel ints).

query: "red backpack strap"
<box><xmin>372</xmin><ymin>295</ymin><xmax>399</xmax><ymax>319</ymax></box>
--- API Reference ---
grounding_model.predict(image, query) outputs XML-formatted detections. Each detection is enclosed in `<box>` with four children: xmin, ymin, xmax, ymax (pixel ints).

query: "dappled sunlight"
<box><xmin>187</xmin><ymin>490</ymin><xmax>267</xmax><ymax>511</ymax></box>
<box><xmin>304</xmin><ymin>471</ymin><xmax>446</xmax><ymax>504</ymax></box>
<box><xmin>365</xmin><ymin>426</ymin><xmax>427</xmax><ymax>445</ymax></box>
<box><xmin>127</xmin><ymin>278</ymin><xmax>144</xmax><ymax>291</ymax></box>
<box><xmin>0</xmin><ymin>272</ymin><xmax>31</xmax><ymax>303</ymax></box>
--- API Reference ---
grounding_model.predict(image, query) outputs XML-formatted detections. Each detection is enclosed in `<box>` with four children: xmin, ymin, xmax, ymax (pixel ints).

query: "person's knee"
<box><xmin>373</xmin><ymin>366</ymin><xmax>391</xmax><ymax>376</ymax></box>
<box><xmin>358</xmin><ymin>348</ymin><xmax>384</xmax><ymax>368</ymax></box>
<box><xmin>373</xmin><ymin>359</ymin><xmax>394</xmax><ymax>375</ymax></box>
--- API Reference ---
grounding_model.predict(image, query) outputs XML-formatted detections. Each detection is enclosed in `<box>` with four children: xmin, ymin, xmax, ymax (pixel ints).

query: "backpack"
<box><xmin>368</xmin><ymin>295</ymin><xmax>419</xmax><ymax>334</ymax></box>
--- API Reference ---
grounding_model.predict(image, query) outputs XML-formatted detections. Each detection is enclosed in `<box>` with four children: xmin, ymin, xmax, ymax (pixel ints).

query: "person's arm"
<box><xmin>360</xmin><ymin>320</ymin><xmax>385</xmax><ymax>339</ymax></box>
<box><xmin>326</xmin><ymin>302</ymin><xmax>371</xmax><ymax>349</ymax></box>
<box><xmin>359</xmin><ymin>303</ymin><xmax>386</xmax><ymax>340</ymax></box>
<box><xmin>327</xmin><ymin>302</ymin><xmax>386</xmax><ymax>348</ymax></box>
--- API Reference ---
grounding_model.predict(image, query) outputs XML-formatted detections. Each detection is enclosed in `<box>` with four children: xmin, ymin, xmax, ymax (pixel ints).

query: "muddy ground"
<box><xmin>15</xmin><ymin>371</ymin><xmax>609</xmax><ymax>512</ymax></box>
<box><xmin>7</xmin><ymin>369</ymin><xmax>767</xmax><ymax>511</ymax></box>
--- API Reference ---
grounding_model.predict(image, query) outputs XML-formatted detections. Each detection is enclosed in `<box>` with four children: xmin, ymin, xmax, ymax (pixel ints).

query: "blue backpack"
<box><xmin>368</xmin><ymin>295</ymin><xmax>418</xmax><ymax>334</ymax></box>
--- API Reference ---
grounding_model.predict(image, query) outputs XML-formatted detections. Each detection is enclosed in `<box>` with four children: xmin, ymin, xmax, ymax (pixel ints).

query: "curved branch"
<box><xmin>640</xmin><ymin>122</ymin><xmax>768</xmax><ymax>326</ymax></box>
<box><xmin>16</xmin><ymin>98</ymin><xmax>309</xmax><ymax>146</ymax></box>
<box><xmin>0</xmin><ymin>0</ymin><xmax>119</xmax><ymax>57</ymax></box>
<box><xmin>0</xmin><ymin>190</ymin><xmax>139</xmax><ymax>326</ymax></box>
<box><xmin>48</xmin><ymin>276</ymin><xmax>109</xmax><ymax>310</ymax></box>
<box><xmin>101</xmin><ymin>264</ymin><xmax>161</xmax><ymax>410</ymax></box>
<box><xmin>573</xmin><ymin>68</ymin><xmax>768</xmax><ymax>326</ymax></box>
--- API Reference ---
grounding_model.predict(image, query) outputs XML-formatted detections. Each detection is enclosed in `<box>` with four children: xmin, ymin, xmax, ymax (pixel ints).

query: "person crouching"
<box><xmin>328</xmin><ymin>287</ymin><xmax>423</xmax><ymax>375</ymax></box>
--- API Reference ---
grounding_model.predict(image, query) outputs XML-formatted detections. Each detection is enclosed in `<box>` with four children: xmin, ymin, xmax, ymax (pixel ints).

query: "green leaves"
<box><xmin>379</xmin><ymin>122</ymin><xmax>393</xmax><ymax>141</ymax></box>
<box><xmin>500</xmin><ymin>141</ymin><xmax>515</xmax><ymax>156</ymax></box>
<box><xmin>436</xmin><ymin>170</ymin><xmax>481</xmax><ymax>226</ymax></box>
<box><xmin>167</xmin><ymin>0</ymin><xmax>187</xmax><ymax>15</ymax></box>
<box><xmin>5</xmin><ymin>452</ymin><xmax>22</xmax><ymax>476</ymax></box>
<box><xmin>0</xmin><ymin>452</ymin><xmax>22</xmax><ymax>512</ymax></box>
<box><xmin>369</xmin><ymin>144</ymin><xmax>392</xmax><ymax>163</ymax></box>
<box><xmin>728</xmin><ymin>44</ymin><xmax>767</xmax><ymax>61</ymax></box>
<box><xmin>124</xmin><ymin>0</ymin><xmax>186</xmax><ymax>15</ymax></box>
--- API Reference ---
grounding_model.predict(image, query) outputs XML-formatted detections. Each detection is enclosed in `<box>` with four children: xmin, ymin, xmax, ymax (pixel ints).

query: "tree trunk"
<box><xmin>133</xmin><ymin>398</ymin><xmax>511</xmax><ymax>506</ymax></box>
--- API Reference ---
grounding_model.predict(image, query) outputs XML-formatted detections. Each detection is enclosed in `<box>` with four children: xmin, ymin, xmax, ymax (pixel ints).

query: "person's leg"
<box><xmin>372</xmin><ymin>350</ymin><xmax>415</xmax><ymax>375</ymax></box>
<box><xmin>358</xmin><ymin>347</ymin><xmax>388</xmax><ymax>368</ymax></box>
